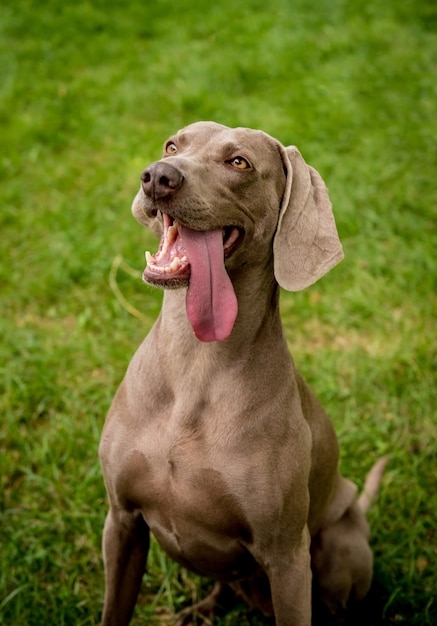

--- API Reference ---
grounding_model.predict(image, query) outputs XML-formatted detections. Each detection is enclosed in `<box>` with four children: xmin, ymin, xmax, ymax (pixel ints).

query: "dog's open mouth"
<box><xmin>144</xmin><ymin>213</ymin><xmax>191</xmax><ymax>287</ymax></box>
<box><xmin>144</xmin><ymin>213</ymin><xmax>241</xmax><ymax>342</ymax></box>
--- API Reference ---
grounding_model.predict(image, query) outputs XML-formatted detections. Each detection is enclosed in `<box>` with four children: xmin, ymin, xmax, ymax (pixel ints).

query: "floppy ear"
<box><xmin>273</xmin><ymin>145</ymin><xmax>343</xmax><ymax>291</ymax></box>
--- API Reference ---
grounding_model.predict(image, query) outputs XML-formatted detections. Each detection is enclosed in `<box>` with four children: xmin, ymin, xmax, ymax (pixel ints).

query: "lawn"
<box><xmin>1</xmin><ymin>0</ymin><xmax>436</xmax><ymax>624</ymax></box>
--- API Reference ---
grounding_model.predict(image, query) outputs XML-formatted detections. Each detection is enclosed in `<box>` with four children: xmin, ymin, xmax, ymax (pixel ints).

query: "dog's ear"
<box><xmin>131</xmin><ymin>189</ymin><xmax>163</xmax><ymax>238</ymax></box>
<box><xmin>273</xmin><ymin>145</ymin><xmax>343</xmax><ymax>291</ymax></box>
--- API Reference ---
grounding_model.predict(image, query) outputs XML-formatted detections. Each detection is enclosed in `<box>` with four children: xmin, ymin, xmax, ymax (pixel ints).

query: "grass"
<box><xmin>1</xmin><ymin>0</ymin><xmax>436</xmax><ymax>624</ymax></box>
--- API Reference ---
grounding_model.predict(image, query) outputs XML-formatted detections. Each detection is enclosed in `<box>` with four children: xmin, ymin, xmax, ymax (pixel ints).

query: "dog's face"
<box><xmin>132</xmin><ymin>121</ymin><xmax>288</xmax><ymax>276</ymax></box>
<box><xmin>131</xmin><ymin>121</ymin><xmax>342</xmax><ymax>342</ymax></box>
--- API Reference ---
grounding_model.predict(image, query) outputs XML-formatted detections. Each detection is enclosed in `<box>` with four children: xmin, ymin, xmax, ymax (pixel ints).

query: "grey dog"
<box><xmin>99</xmin><ymin>122</ymin><xmax>386</xmax><ymax>625</ymax></box>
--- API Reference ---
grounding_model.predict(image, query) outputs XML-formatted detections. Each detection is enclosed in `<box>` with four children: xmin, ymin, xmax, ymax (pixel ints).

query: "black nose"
<box><xmin>141</xmin><ymin>161</ymin><xmax>184</xmax><ymax>200</ymax></box>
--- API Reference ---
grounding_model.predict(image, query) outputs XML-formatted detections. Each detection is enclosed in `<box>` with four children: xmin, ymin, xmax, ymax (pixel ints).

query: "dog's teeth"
<box><xmin>161</xmin><ymin>225</ymin><xmax>177</xmax><ymax>255</ymax></box>
<box><xmin>170</xmin><ymin>257</ymin><xmax>180</xmax><ymax>271</ymax></box>
<box><xmin>145</xmin><ymin>251</ymin><xmax>153</xmax><ymax>265</ymax></box>
<box><xmin>181</xmin><ymin>256</ymin><xmax>188</xmax><ymax>262</ymax></box>
<box><xmin>167</xmin><ymin>225</ymin><xmax>178</xmax><ymax>242</ymax></box>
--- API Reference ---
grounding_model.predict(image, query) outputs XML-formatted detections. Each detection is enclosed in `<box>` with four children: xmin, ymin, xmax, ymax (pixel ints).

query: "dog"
<box><xmin>99</xmin><ymin>121</ymin><xmax>385</xmax><ymax>625</ymax></box>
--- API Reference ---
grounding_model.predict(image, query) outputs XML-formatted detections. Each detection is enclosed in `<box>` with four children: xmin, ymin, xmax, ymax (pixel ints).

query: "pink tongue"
<box><xmin>179</xmin><ymin>226</ymin><xmax>238</xmax><ymax>342</ymax></box>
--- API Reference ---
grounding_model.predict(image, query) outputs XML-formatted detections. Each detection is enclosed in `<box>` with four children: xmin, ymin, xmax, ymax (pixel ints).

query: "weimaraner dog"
<box><xmin>99</xmin><ymin>121</ymin><xmax>386</xmax><ymax>625</ymax></box>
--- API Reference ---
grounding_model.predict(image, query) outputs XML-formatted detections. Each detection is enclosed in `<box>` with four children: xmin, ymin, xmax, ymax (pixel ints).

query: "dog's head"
<box><xmin>132</xmin><ymin>121</ymin><xmax>343</xmax><ymax>341</ymax></box>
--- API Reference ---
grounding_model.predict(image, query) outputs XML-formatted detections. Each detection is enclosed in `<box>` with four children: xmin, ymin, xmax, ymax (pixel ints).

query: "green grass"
<box><xmin>1</xmin><ymin>0</ymin><xmax>436</xmax><ymax>624</ymax></box>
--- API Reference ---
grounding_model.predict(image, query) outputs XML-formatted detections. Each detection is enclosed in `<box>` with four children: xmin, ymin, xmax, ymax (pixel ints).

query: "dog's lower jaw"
<box><xmin>142</xmin><ymin>272</ymin><xmax>190</xmax><ymax>290</ymax></box>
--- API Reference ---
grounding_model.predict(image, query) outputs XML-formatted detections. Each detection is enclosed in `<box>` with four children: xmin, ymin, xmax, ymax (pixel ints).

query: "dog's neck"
<box><xmin>157</xmin><ymin>265</ymin><xmax>283</xmax><ymax>355</ymax></box>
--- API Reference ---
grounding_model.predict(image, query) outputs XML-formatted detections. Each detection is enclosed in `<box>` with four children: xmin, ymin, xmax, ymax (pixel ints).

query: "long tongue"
<box><xmin>179</xmin><ymin>226</ymin><xmax>238</xmax><ymax>342</ymax></box>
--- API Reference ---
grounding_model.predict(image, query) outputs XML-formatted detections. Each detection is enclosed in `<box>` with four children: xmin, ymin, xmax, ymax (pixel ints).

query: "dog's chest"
<box><xmin>115</xmin><ymin>428</ymin><xmax>248</xmax><ymax>524</ymax></box>
<box><xmin>114</xmin><ymin>428</ymin><xmax>257</xmax><ymax>577</ymax></box>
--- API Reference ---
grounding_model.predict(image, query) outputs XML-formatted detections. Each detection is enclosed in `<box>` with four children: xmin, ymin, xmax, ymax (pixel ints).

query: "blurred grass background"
<box><xmin>1</xmin><ymin>0</ymin><xmax>436</xmax><ymax>624</ymax></box>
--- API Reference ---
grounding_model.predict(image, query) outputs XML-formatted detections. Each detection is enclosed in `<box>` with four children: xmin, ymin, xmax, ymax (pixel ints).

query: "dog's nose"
<box><xmin>141</xmin><ymin>161</ymin><xmax>184</xmax><ymax>200</ymax></box>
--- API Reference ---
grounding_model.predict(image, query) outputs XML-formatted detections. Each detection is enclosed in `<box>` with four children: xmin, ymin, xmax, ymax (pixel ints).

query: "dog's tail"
<box><xmin>358</xmin><ymin>456</ymin><xmax>389</xmax><ymax>513</ymax></box>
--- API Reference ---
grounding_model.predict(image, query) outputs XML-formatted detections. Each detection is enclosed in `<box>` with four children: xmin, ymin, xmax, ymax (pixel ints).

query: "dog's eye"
<box><xmin>228</xmin><ymin>156</ymin><xmax>251</xmax><ymax>170</ymax></box>
<box><xmin>165</xmin><ymin>142</ymin><xmax>177</xmax><ymax>155</ymax></box>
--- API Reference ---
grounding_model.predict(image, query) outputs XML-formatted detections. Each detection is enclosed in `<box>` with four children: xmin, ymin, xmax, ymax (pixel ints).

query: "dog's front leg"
<box><xmin>101</xmin><ymin>508</ymin><xmax>149</xmax><ymax>626</ymax></box>
<box><xmin>268</xmin><ymin>526</ymin><xmax>312</xmax><ymax>626</ymax></box>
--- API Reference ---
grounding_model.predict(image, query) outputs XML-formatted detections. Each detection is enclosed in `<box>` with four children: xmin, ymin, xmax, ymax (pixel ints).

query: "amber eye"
<box><xmin>228</xmin><ymin>156</ymin><xmax>250</xmax><ymax>170</ymax></box>
<box><xmin>165</xmin><ymin>142</ymin><xmax>177</xmax><ymax>155</ymax></box>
